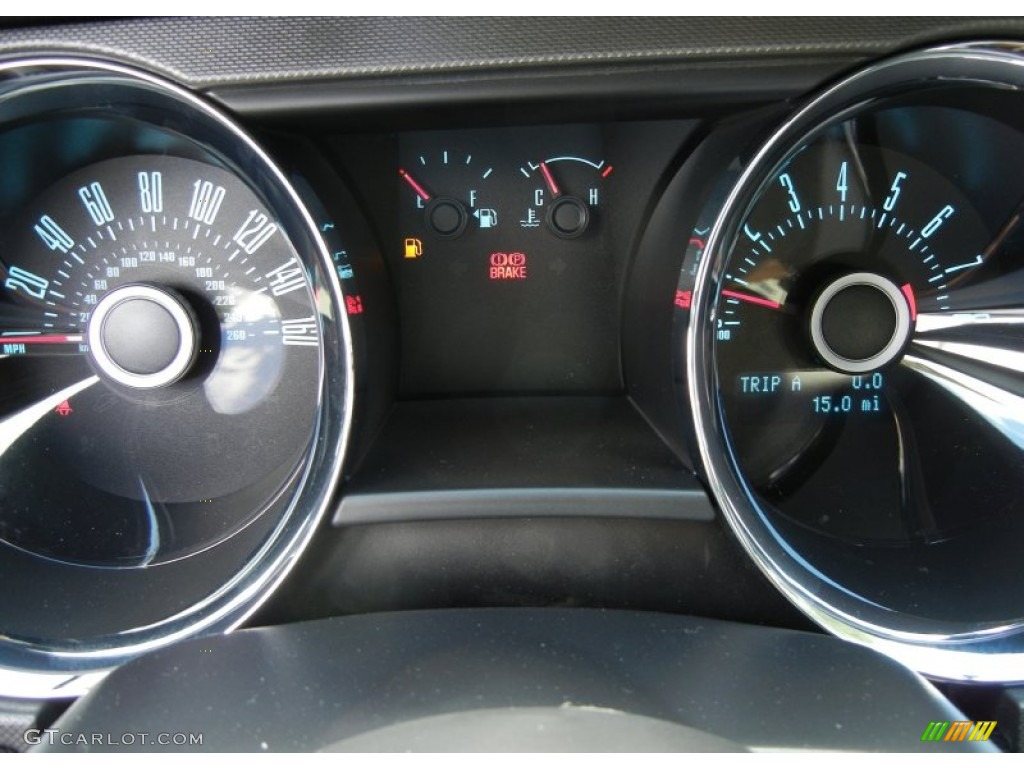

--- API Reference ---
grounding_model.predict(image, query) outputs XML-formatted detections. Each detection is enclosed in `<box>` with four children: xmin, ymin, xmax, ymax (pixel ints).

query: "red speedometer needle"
<box><xmin>539</xmin><ymin>161</ymin><xmax>560</xmax><ymax>197</ymax></box>
<box><xmin>721</xmin><ymin>289</ymin><xmax>782</xmax><ymax>310</ymax></box>
<box><xmin>0</xmin><ymin>333</ymin><xmax>83</xmax><ymax>345</ymax></box>
<box><xmin>398</xmin><ymin>169</ymin><xmax>432</xmax><ymax>202</ymax></box>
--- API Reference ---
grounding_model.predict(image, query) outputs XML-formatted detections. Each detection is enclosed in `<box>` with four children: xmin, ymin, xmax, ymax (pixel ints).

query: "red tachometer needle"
<box><xmin>539</xmin><ymin>161</ymin><xmax>560</xmax><ymax>197</ymax></box>
<box><xmin>900</xmin><ymin>283</ymin><xmax>917</xmax><ymax>321</ymax></box>
<box><xmin>721</xmin><ymin>289</ymin><xmax>782</xmax><ymax>310</ymax></box>
<box><xmin>398</xmin><ymin>169</ymin><xmax>432</xmax><ymax>202</ymax></box>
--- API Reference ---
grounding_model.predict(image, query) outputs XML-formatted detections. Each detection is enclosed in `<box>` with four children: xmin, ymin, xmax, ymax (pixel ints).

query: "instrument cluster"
<box><xmin>3</xmin><ymin>29</ymin><xmax>1024</xmax><ymax>709</ymax></box>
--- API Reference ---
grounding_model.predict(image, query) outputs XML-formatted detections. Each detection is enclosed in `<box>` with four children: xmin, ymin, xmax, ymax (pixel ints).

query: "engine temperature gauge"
<box><xmin>517</xmin><ymin>155</ymin><xmax>612</xmax><ymax>239</ymax></box>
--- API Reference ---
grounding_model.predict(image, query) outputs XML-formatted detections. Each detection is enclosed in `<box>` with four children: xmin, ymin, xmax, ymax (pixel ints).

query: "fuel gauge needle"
<box><xmin>398</xmin><ymin>168</ymin><xmax>432</xmax><ymax>202</ymax></box>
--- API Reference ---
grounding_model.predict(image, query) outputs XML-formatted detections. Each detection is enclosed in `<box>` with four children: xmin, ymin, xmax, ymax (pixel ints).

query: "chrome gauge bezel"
<box><xmin>0</xmin><ymin>57</ymin><xmax>354</xmax><ymax>699</ymax></box>
<box><xmin>688</xmin><ymin>42</ymin><xmax>1024</xmax><ymax>683</ymax></box>
<box><xmin>86</xmin><ymin>284</ymin><xmax>200</xmax><ymax>389</ymax></box>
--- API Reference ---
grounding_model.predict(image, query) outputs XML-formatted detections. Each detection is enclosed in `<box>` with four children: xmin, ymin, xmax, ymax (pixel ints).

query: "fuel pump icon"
<box><xmin>403</xmin><ymin>237</ymin><xmax>423</xmax><ymax>259</ymax></box>
<box><xmin>473</xmin><ymin>208</ymin><xmax>498</xmax><ymax>228</ymax></box>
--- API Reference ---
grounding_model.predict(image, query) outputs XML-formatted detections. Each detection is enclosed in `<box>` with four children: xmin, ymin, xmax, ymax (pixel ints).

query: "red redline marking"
<box><xmin>398</xmin><ymin>169</ymin><xmax>431</xmax><ymax>202</ymax></box>
<box><xmin>601</xmin><ymin>166</ymin><xmax>614</xmax><ymax>178</ymax></box>
<box><xmin>689</xmin><ymin>237</ymin><xmax>705</xmax><ymax>250</ymax></box>
<box><xmin>1</xmin><ymin>334</ymin><xmax>82</xmax><ymax>345</ymax></box>
<box><xmin>539</xmin><ymin>162</ymin><xmax>560</xmax><ymax>197</ymax></box>
<box><xmin>721</xmin><ymin>289</ymin><xmax>782</xmax><ymax>310</ymax></box>
<box><xmin>900</xmin><ymin>282</ymin><xmax>917</xmax><ymax>321</ymax></box>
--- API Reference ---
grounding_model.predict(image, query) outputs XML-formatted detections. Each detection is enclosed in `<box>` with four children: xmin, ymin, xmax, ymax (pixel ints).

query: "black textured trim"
<box><xmin>0</xmin><ymin>17</ymin><xmax>1021</xmax><ymax>88</ymax></box>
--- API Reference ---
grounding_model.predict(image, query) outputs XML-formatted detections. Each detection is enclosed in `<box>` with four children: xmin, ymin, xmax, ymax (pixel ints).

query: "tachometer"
<box><xmin>688</xmin><ymin>43</ymin><xmax>1024</xmax><ymax>682</ymax></box>
<box><xmin>715</xmin><ymin>141</ymin><xmax>991</xmax><ymax>507</ymax></box>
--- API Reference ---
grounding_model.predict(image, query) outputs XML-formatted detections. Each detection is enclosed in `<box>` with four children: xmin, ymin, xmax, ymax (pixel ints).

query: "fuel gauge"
<box><xmin>399</xmin><ymin>149</ymin><xmax>499</xmax><ymax>243</ymax></box>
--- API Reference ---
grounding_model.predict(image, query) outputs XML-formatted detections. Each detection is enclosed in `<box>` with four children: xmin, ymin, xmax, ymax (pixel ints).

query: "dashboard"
<box><xmin>1</xmin><ymin>16</ymin><xmax>1024</xmax><ymax>753</ymax></box>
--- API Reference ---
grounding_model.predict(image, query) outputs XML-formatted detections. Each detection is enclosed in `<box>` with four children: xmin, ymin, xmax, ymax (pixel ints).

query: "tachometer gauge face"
<box><xmin>0</xmin><ymin>155</ymin><xmax>320</xmax><ymax>567</ymax></box>
<box><xmin>688</xmin><ymin>44</ymin><xmax>1024</xmax><ymax>682</ymax></box>
<box><xmin>715</xmin><ymin>137</ymin><xmax>995</xmax><ymax>540</ymax></box>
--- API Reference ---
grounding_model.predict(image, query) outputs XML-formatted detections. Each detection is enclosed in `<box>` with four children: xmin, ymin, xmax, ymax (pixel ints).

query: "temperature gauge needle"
<box><xmin>539</xmin><ymin>161</ymin><xmax>561</xmax><ymax>197</ymax></box>
<box><xmin>399</xmin><ymin>168</ymin><xmax>432</xmax><ymax>202</ymax></box>
<box><xmin>721</xmin><ymin>289</ymin><xmax>782</xmax><ymax>310</ymax></box>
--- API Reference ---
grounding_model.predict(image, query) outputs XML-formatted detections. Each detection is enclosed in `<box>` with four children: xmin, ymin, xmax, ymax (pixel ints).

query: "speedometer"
<box><xmin>2</xmin><ymin>154</ymin><xmax>321</xmax><ymax>567</ymax></box>
<box><xmin>689</xmin><ymin>43</ymin><xmax>1024</xmax><ymax>682</ymax></box>
<box><xmin>0</xmin><ymin>58</ymin><xmax>352</xmax><ymax>698</ymax></box>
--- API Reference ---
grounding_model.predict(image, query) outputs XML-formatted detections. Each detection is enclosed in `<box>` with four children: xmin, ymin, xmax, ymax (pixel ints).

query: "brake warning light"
<box><xmin>489</xmin><ymin>252</ymin><xmax>527</xmax><ymax>280</ymax></box>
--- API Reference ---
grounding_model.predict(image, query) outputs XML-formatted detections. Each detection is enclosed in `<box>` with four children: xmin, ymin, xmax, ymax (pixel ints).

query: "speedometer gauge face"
<box><xmin>0</xmin><ymin>59</ymin><xmax>352</xmax><ymax>699</ymax></box>
<box><xmin>689</xmin><ymin>44</ymin><xmax>1024</xmax><ymax>682</ymax></box>
<box><xmin>1</xmin><ymin>155</ymin><xmax>320</xmax><ymax>567</ymax></box>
